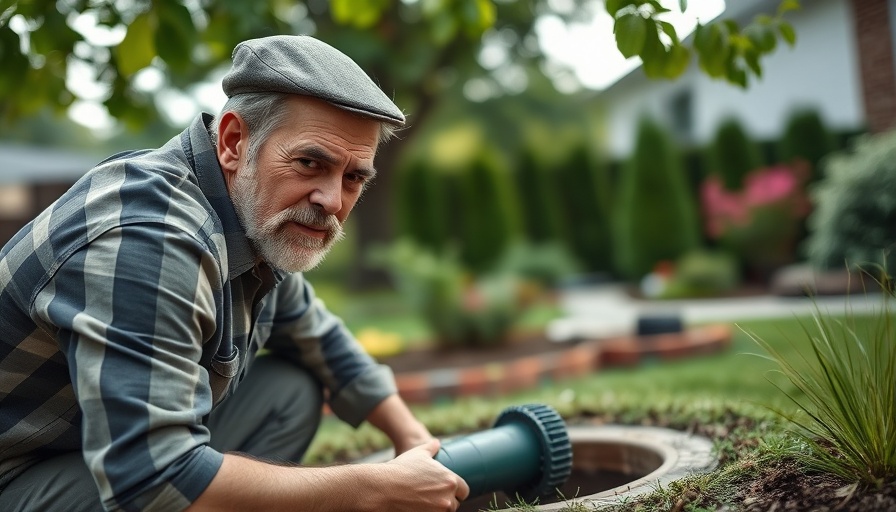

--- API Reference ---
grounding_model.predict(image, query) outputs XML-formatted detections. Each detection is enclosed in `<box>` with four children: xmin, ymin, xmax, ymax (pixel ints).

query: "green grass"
<box><xmin>302</xmin><ymin>288</ymin><xmax>889</xmax><ymax>510</ymax></box>
<box><xmin>749</xmin><ymin>297</ymin><xmax>896</xmax><ymax>488</ymax></box>
<box><xmin>306</xmin><ymin>316</ymin><xmax>828</xmax><ymax>464</ymax></box>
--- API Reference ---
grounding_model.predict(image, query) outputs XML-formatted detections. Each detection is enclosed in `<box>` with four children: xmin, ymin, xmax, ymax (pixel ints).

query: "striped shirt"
<box><xmin>0</xmin><ymin>114</ymin><xmax>396</xmax><ymax>511</ymax></box>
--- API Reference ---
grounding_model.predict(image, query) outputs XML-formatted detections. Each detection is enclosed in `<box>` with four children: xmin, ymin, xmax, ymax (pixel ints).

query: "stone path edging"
<box><xmin>393</xmin><ymin>324</ymin><xmax>732</xmax><ymax>404</ymax></box>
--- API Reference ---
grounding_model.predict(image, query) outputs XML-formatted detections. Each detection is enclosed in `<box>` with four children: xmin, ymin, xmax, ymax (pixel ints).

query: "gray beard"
<box><xmin>229</xmin><ymin>163</ymin><xmax>345</xmax><ymax>273</ymax></box>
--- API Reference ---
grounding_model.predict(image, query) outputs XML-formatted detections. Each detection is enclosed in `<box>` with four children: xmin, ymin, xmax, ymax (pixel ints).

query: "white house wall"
<box><xmin>600</xmin><ymin>0</ymin><xmax>864</xmax><ymax>158</ymax></box>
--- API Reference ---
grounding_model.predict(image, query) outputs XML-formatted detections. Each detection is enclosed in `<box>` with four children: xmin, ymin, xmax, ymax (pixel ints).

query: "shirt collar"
<box><xmin>182</xmin><ymin>113</ymin><xmax>259</xmax><ymax>279</ymax></box>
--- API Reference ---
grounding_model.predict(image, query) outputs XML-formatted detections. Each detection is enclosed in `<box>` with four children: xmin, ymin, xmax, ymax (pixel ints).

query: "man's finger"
<box><xmin>422</xmin><ymin>437</ymin><xmax>441</xmax><ymax>457</ymax></box>
<box><xmin>456</xmin><ymin>474</ymin><xmax>470</xmax><ymax>501</ymax></box>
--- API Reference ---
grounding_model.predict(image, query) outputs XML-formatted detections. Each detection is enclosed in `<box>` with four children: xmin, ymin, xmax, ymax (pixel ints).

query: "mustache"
<box><xmin>281</xmin><ymin>207</ymin><xmax>341</xmax><ymax>231</ymax></box>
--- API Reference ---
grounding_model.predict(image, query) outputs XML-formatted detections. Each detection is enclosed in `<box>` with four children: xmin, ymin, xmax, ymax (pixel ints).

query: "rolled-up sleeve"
<box><xmin>262</xmin><ymin>274</ymin><xmax>397</xmax><ymax>427</ymax></box>
<box><xmin>33</xmin><ymin>224</ymin><xmax>224</xmax><ymax>511</ymax></box>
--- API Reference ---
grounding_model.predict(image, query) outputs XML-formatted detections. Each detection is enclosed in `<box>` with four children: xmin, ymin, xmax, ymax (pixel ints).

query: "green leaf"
<box><xmin>744</xmin><ymin>24</ymin><xmax>776</xmax><ymax>53</ymax></box>
<box><xmin>744</xmin><ymin>50</ymin><xmax>762</xmax><ymax>78</ymax></box>
<box><xmin>460</xmin><ymin>0</ymin><xmax>496</xmax><ymax>37</ymax></box>
<box><xmin>615</xmin><ymin>13</ymin><xmax>648</xmax><ymax>59</ymax></box>
<box><xmin>778</xmin><ymin>0</ymin><xmax>800</xmax><ymax>14</ymax></box>
<box><xmin>331</xmin><ymin>0</ymin><xmax>388</xmax><ymax>28</ymax></box>
<box><xmin>679</xmin><ymin>0</ymin><xmax>687</xmax><ymax>12</ymax></box>
<box><xmin>116</xmin><ymin>11</ymin><xmax>156</xmax><ymax>77</ymax></box>
<box><xmin>640</xmin><ymin>26</ymin><xmax>667</xmax><ymax>78</ymax></box>
<box><xmin>722</xmin><ymin>19</ymin><xmax>740</xmax><ymax>34</ymax></box>
<box><xmin>664</xmin><ymin>43</ymin><xmax>690</xmax><ymax>78</ymax></box>
<box><xmin>605</xmin><ymin>0</ymin><xmax>632</xmax><ymax>17</ymax></box>
<box><xmin>430</xmin><ymin>11</ymin><xmax>458</xmax><ymax>46</ymax></box>
<box><xmin>755</xmin><ymin>14</ymin><xmax>774</xmax><ymax>26</ymax></box>
<box><xmin>645</xmin><ymin>0</ymin><xmax>671</xmax><ymax>15</ymax></box>
<box><xmin>726</xmin><ymin>61</ymin><xmax>748</xmax><ymax>88</ymax></box>
<box><xmin>694</xmin><ymin>23</ymin><xmax>728</xmax><ymax>77</ymax></box>
<box><xmin>0</xmin><ymin>26</ymin><xmax>31</xmax><ymax>97</ymax></box>
<box><xmin>154</xmin><ymin>0</ymin><xmax>196</xmax><ymax>72</ymax></box>
<box><xmin>778</xmin><ymin>21</ymin><xmax>797</xmax><ymax>46</ymax></box>
<box><xmin>659</xmin><ymin>20</ymin><xmax>679</xmax><ymax>44</ymax></box>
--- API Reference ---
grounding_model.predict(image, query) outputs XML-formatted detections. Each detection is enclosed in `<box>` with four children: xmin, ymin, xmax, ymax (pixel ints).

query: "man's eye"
<box><xmin>345</xmin><ymin>173</ymin><xmax>365</xmax><ymax>184</ymax></box>
<box><xmin>297</xmin><ymin>158</ymin><xmax>318</xmax><ymax>169</ymax></box>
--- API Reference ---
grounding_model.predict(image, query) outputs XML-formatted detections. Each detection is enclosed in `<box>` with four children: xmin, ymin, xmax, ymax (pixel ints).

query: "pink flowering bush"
<box><xmin>701</xmin><ymin>162</ymin><xmax>811</xmax><ymax>280</ymax></box>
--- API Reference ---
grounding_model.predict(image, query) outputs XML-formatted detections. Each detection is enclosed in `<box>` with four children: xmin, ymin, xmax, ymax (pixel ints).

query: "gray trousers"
<box><xmin>0</xmin><ymin>356</ymin><xmax>323</xmax><ymax>512</ymax></box>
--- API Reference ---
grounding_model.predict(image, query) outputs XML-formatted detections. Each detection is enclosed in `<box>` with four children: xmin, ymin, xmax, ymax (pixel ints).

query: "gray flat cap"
<box><xmin>222</xmin><ymin>35</ymin><xmax>405</xmax><ymax>126</ymax></box>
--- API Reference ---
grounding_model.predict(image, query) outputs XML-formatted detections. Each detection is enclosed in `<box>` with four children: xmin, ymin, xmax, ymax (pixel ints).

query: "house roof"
<box><xmin>0</xmin><ymin>143</ymin><xmax>103</xmax><ymax>186</ymax></box>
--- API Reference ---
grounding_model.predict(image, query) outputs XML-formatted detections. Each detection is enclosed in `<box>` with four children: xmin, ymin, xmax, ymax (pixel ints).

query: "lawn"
<box><xmin>306</xmin><ymin>315</ymin><xmax>802</xmax><ymax>463</ymax></box>
<box><xmin>304</xmin><ymin>307</ymin><xmax>896</xmax><ymax>510</ymax></box>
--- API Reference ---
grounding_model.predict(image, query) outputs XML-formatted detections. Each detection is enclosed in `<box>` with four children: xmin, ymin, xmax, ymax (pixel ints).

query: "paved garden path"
<box><xmin>549</xmin><ymin>284</ymin><xmax>888</xmax><ymax>342</ymax></box>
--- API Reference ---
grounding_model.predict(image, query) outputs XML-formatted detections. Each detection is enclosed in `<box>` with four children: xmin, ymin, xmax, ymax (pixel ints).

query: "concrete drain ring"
<box><xmin>525</xmin><ymin>425</ymin><xmax>717</xmax><ymax>511</ymax></box>
<box><xmin>358</xmin><ymin>424</ymin><xmax>717</xmax><ymax>511</ymax></box>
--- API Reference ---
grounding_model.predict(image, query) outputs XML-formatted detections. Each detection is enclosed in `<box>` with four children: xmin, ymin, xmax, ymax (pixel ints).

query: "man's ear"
<box><xmin>216</xmin><ymin>111</ymin><xmax>249</xmax><ymax>189</ymax></box>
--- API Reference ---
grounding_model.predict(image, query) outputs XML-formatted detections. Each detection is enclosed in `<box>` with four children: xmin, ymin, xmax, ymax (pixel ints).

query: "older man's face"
<box><xmin>228</xmin><ymin>96</ymin><xmax>380</xmax><ymax>272</ymax></box>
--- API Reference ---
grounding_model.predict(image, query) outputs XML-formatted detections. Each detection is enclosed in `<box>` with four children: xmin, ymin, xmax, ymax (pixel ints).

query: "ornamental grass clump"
<box><xmin>748</xmin><ymin>280</ymin><xmax>896</xmax><ymax>488</ymax></box>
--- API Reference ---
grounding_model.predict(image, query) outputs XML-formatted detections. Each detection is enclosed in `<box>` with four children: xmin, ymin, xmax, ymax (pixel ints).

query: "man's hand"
<box><xmin>380</xmin><ymin>438</ymin><xmax>470</xmax><ymax>511</ymax></box>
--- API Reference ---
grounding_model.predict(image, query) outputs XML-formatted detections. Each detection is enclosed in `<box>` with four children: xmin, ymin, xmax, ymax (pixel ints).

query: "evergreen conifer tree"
<box><xmin>614</xmin><ymin>117</ymin><xmax>700</xmax><ymax>279</ymax></box>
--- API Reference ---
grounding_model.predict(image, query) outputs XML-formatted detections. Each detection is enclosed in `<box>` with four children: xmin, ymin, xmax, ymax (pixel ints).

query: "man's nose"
<box><xmin>309</xmin><ymin>177</ymin><xmax>343</xmax><ymax>214</ymax></box>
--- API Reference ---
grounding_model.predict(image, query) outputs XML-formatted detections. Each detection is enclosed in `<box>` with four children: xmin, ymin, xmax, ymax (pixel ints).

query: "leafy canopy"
<box><xmin>0</xmin><ymin>0</ymin><xmax>799</xmax><ymax>126</ymax></box>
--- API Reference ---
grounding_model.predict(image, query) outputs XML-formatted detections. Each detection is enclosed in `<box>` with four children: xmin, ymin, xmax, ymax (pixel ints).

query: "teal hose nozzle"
<box><xmin>434</xmin><ymin>403</ymin><xmax>572</xmax><ymax>502</ymax></box>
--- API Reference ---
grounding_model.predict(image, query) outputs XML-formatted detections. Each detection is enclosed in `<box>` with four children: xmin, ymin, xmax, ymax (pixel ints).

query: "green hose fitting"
<box><xmin>434</xmin><ymin>403</ymin><xmax>572</xmax><ymax>502</ymax></box>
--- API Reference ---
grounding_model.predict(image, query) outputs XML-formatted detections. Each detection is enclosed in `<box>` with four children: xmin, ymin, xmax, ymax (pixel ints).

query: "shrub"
<box><xmin>706</xmin><ymin>117</ymin><xmax>764</xmax><ymax>190</ymax></box>
<box><xmin>458</xmin><ymin>151</ymin><xmax>521</xmax><ymax>273</ymax></box>
<box><xmin>396</xmin><ymin>158</ymin><xmax>449</xmax><ymax>253</ymax></box>
<box><xmin>495</xmin><ymin>240</ymin><xmax>581</xmax><ymax>289</ymax></box>
<box><xmin>614</xmin><ymin>117</ymin><xmax>700</xmax><ymax>280</ymax></box>
<box><xmin>701</xmin><ymin>163</ymin><xmax>811</xmax><ymax>280</ymax></box>
<box><xmin>554</xmin><ymin>141</ymin><xmax>614</xmax><ymax>274</ymax></box>
<box><xmin>660</xmin><ymin>249</ymin><xmax>740</xmax><ymax>299</ymax></box>
<box><xmin>369</xmin><ymin>240</ymin><xmax>530</xmax><ymax>348</ymax></box>
<box><xmin>749</xmin><ymin>280</ymin><xmax>896</xmax><ymax>487</ymax></box>
<box><xmin>513</xmin><ymin>146</ymin><xmax>564</xmax><ymax>244</ymax></box>
<box><xmin>778</xmin><ymin>108</ymin><xmax>835</xmax><ymax>181</ymax></box>
<box><xmin>806</xmin><ymin>130</ymin><xmax>896</xmax><ymax>274</ymax></box>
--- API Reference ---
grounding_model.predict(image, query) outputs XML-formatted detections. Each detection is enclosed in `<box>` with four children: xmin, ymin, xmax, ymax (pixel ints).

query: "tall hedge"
<box><xmin>458</xmin><ymin>151</ymin><xmax>521</xmax><ymax>272</ymax></box>
<box><xmin>555</xmin><ymin>141</ymin><xmax>613</xmax><ymax>273</ymax></box>
<box><xmin>706</xmin><ymin>117</ymin><xmax>763</xmax><ymax>190</ymax></box>
<box><xmin>614</xmin><ymin>117</ymin><xmax>700</xmax><ymax>279</ymax></box>
<box><xmin>778</xmin><ymin>108</ymin><xmax>835</xmax><ymax>181</ymax></box>
<box><xmin>513</xmin><ymin>146</ymin><xmax>564</xmax><ymax>244</ymax></box>
<box><xmin>395</xmin><ymin>158</ymin><xmax>449</xmax><ymax>253</ymax></box>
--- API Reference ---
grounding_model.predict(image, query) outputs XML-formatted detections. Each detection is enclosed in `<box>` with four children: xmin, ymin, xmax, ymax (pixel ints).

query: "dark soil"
<box><xmin>734</xmin><ymin>459</ymin><xmax>896</xmax><ymax>512</ymax></box>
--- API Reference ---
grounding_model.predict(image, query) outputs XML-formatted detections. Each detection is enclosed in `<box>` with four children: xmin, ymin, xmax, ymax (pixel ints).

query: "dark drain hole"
<box><xmin>459</xmin><ymin>468</ymin><xmax>648</xmax><ymax>511</ymax></box>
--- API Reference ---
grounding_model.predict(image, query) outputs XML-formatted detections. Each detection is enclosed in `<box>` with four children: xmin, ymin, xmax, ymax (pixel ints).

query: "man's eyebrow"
<box><xmin>294</xmin><ymin>143</ymin><xmax>377</xmax><ymax>179</ymax></box>
<box><xmin>295</xmin><ymin>144</ymin><xmax>339</xmax><ymax>166</ymax></box>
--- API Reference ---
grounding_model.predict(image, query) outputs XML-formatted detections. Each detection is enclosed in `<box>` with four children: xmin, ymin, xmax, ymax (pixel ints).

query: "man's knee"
<box><xmin>207</xmin><ymin>355</ymin><xmax>324</xmax><ymax>461</ymax></box>
<box><xmin>254</xmin><ymin>356</ymin><xmax>324</xmax><ymax>425</ymax></box>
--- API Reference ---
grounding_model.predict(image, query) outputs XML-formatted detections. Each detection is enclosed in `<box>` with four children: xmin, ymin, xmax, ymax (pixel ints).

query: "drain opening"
<box><xmin>459</xmin><ymin>440</ymin><xmax>664</xmax><ymax>511</ymax></box>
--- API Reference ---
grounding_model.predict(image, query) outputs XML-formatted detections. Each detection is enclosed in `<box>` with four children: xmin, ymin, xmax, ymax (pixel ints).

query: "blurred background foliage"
<box><xmin>0</xmin><ymin>0</ymin><xmax>800</xmax><ymax>284</ymax></box>
<box><xmin>8</xmin><ymin>0</ymin><xmax>887</xmax><ymax>350</ymax></box>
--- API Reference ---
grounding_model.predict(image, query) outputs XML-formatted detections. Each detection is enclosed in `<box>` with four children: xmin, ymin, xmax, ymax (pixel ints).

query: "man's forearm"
<box><xmin>366</xmin><ymin>394</ymin><xmax>433</xmax><ymax>454</ymax></box>
<box><xmin>186</xmin><ymin>453</ymin><xmax>380</xmax><ymax>512</ymax></box>
<box><xmin>187</xmin><ymin>441</ymin><xmax>470</xmax><ymax>512</ymax></box>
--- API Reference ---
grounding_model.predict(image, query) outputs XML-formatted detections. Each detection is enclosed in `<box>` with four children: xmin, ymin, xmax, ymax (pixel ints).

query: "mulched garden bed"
<box><xmin>576</xmin><ymin>413</ymin><xmax>896</xmax><ymax>512</ymax></box>
<box><xmin>734</xmin><ymin>459</ymin><xmax>896</xmax><ymax>512</ymax></box>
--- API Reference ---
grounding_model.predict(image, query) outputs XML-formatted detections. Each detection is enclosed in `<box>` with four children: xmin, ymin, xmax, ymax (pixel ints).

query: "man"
<box><xmin>0</xmin><ymin>35</ymin><xmax>470</xmax><ymax>511</ymax></box>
